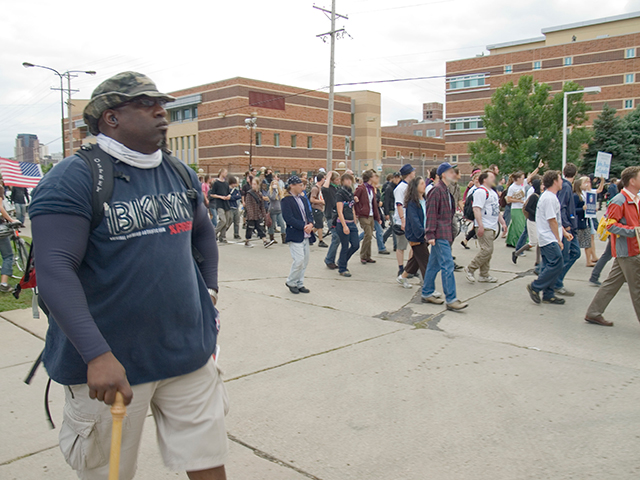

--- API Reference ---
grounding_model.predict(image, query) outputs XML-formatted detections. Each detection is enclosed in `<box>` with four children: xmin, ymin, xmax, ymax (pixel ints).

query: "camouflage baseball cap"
<box><xmin>83</xmin><ymin>71</ymin><xmax>175</xmax><ymax>135</ymax></box>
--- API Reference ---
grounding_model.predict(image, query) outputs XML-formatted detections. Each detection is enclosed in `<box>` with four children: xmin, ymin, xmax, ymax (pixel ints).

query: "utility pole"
<box><xmin>64</xmin><ymin>73</ymin><xmax>79</xmax><ymax>156</ymax></box>
<box><xmin>314</xmin><ymin>2</ymin><xmax>349</xmax><ymax>172</ymax></box>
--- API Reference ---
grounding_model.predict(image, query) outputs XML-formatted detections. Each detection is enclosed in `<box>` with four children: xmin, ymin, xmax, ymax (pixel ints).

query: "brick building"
<box><xmin>381</xmin><ymin>132</ymin><xmax>445</xmax><ymax>177</ymax></box>
<box><xmin>382</xmin><ymin>102</ymin><xmax>445</xmax><ymax>139</ymax></box>
<box><xmin>445</xmin><ymin>11</ymin><xmax>640</xmax><ymax>172</ymax></box>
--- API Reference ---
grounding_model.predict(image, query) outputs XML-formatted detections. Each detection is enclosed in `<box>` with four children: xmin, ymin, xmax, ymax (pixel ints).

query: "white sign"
<box><xmin>377</xmin><ymin>165</ymin><xmax>383</xmax><ymax>172</ymax></box>
<box><xmin>594</xmin><ymin>151</ymin><xmax>612</xmax><ymax>179</ymax></box>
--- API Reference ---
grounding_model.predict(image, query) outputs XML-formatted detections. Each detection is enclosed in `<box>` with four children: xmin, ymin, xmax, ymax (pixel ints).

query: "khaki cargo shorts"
<box><xmin>58</xmin><ymin>357</ymin><xmax>229</xmax><ymax>480</ymax></box>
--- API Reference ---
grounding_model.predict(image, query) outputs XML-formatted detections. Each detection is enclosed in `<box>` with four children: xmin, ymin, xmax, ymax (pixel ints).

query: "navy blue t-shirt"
<box><xmin>29</xmin><ymin>155</ymin><xmax>218</xmax><ymax>386</ymax></box>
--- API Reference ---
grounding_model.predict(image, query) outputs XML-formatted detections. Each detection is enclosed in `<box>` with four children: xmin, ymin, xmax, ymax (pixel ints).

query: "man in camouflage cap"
<box><xmin>30</xmin><ymin>72</ymin><xmax>229</xmax><ymax>479</ymax></box>
<box><xmin>83</xmin><ymin>71</ymin><xmax>175</xmax><ymax>137</ymax></box>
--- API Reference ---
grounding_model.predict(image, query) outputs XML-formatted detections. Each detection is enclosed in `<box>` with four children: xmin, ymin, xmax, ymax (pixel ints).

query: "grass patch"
<box><xmin>0</xmin><ymin>235</ymin><xmax>34</xmax><ymax>313</ymax></box>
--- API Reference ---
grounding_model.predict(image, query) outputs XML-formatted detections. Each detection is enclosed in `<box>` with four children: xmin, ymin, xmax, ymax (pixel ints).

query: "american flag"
<box><xmin>0</xmin><ymin>157</ymin><xmax>43</xmax><ymax>188</ymax></box>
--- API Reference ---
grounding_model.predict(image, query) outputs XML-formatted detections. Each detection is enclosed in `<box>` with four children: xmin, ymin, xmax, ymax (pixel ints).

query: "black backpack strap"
<box><xmin>75</xmin><ymin>144</ymin><xmax>115</xmax><ymax>230</ymax></box>
<box><xmin>162</xmin><ymin>152</ymin><xmax>204</xmax><ymax>264</ymax></box>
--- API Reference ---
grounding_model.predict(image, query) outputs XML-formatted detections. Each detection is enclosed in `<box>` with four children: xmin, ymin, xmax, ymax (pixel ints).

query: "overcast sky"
<box><xmin>1</xmin><ymin>0</ymin><xmax>638</xmax><ymax>157</ymax></box>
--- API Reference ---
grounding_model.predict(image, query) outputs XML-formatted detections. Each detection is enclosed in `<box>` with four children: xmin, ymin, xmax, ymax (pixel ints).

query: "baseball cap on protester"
<box><xmin>436</xmin><ymin>162</ymin><xmax>457</xmax><ymax>177</ymax></box>
<box><xmin>399</xmin><ymin>164</ymin><xmax>415</xmax><ymax>176</ymax></box>
<box><xmin>287</xmin><ymin>175</ymin><xmax>303</xmax><ymax>187</ymax></box>
<box><xmin>83</xmin><ymin>71</ymin><xmax>175</xmax><ymax>136</ymax></box>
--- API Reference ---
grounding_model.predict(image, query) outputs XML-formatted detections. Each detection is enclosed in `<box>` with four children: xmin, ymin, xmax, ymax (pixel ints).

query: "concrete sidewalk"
<box><xmin>1</xmin><ymin>233</ymin><xmax>639</xmax><ymax>479</ymax></box>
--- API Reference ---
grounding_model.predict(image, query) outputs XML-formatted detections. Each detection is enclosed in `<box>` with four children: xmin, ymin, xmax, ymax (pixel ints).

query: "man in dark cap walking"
<box><xmin>29</xmin><ymin>72</ymin><xmax>229</xmax><ymax>480</ymax></box>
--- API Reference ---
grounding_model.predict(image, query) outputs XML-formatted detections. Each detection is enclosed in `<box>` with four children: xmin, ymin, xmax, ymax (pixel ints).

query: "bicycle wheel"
<box><xmin>13</xmin><ymin>238</ymin><xmax>29</xmax><ymax>274</ymax></box>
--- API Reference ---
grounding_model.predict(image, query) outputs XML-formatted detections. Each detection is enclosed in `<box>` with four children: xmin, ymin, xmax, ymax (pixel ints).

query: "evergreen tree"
<box><xmin>582</xmin><ymin>104</ymin><xmax>631</xmax><ymax>177</ymax></box>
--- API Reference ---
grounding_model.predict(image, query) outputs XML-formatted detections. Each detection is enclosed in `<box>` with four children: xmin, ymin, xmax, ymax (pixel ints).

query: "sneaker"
<box><xmin>244</xmin><ymin>242</ymin><xmax>254</xmax><ymax>248</ymax></box>
<box><xmin>422</xmin><ymin>295</ymin><xmax>444</xmax><ymax>305</ymax></box>
<box><xmin>318</xmin><ymin>241</ymin><xmax>328</xmax><ymax>248</ymax></box>
<box><xmin>365</xmin><ymin>259</ymin><xmax>376</xmax><ymax>263</ymax></box>
<box><xmin>526</xmin><ymin>283</ymin><xmax>540</xmax><ymax>304</ymax></box>
<box><xmin>378</xmin><ymin>250</ymin><xmax>391</xmax><ymax>255</ymax></box>
<box><xmin>325</xmin><ymin>262</ymin><xmax>338</xmax><ymax>270</ymax></box>
<box><xmin>446</xmin><ymin>300</ymin><xmax>468</xmax><ymax>311</ymax></box>
<box><xmin>264</xmin><ymin>239</ymin><xmax>276</xmax><ymax>248</ymax></box>
<box><xmin>478</xmin><ymin>276</ymin><xmax>498</xmax><ymax>283</ymax></box>
<box><xmin>554</xmin><ymin>287</ymin><xmax>575</xmax><ymax>297</ymax></box>
<box><xmin>234</xmin><ymin>235</ymin><xmax>242</xmax><ymax>240</ymax></box>
<box><xmin>589</xmin><ymin>279</ymin><xmax>602</xmax><ymax>287</ymax></box>
<box><xmin>219</xmin><ymin>238</ymin><xmax>228</xmax><ymax>244</ymax></box>
<box><xmin>0</xmin><ymin>283</ymin><xmax>13</xmax><ymax>293</ymax></box>
<box><xmin>396</xmin><ymin>275</ymin><xmax>413</xmax><ymax>289</ymax></box>
<box><xmin>454</xmin><ymin>263</ymin><xmax>464</xmax><ymax>271</ymax></box>
<box><xmin>463</xmin><ymin>266</ymin><xmax>475</xmax><ymax>283</ymax></box>
<box><xmin>298</xmin><ymin>286</ymin><xmax>310</xmax><ymax>294</ymax></box>
<box><xmin>432</xmin><ymin>291</ymin><xmax>443</xmax><ymax>298</ymax></box>
<box><xmin>511</xmin><ymin>252</ymin><xmax>518</xmax><ymax>264</ymax></box>
<box><xmin>340</xmin><ymin>271</ymin><xmax>352</xmax><ymax>277</ymax></box>
<box><xmin>461</xmin><ymin>241</ymin><xmax>470</xmax><ymax>250</ymax></box>
<box><xmin>542</xmin><ymin>297</ymin><xmax>565</xmax><ymax>305</ymax></box>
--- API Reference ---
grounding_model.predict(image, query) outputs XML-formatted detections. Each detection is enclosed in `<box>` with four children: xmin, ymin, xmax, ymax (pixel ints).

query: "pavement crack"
<box><xmin>0</xmin><ymin>444</ymin><xmax>58</xmax><ymax>466</ymax></box>
<box><xmin>227</xmin><ymin>433</ymin><xmax>323</xmax><ymax>479</ymax></box>
<box><xmin>226</xmin><ymin>329</ymin><xmax>404</xmax><ymax>382</ymax></box>
<box><xmin>0</xmin><ymin>315</ymin><xmax>45</xmax><ymax>341</ymax></box>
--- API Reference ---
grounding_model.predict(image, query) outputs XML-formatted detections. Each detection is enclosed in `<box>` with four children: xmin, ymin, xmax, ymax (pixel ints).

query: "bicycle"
<box><xmin>0</xmin><ymin>222</ymin><xmax>29</xmax><ymax>278</ymax></box>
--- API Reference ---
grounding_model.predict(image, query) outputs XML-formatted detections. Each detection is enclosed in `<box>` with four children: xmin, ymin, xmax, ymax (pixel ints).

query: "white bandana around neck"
<box><xmin>97</xmin><ymin>134</ymin><xmax>162</xmax><ymax>169</ymax></box>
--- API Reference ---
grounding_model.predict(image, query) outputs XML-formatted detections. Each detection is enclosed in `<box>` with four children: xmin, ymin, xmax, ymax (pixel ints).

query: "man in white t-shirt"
<box><xmin>464</xmin><ymin>171</ymin><xmax>502</xmax><ymax>283</ymax></box>
<box><xmin>527</xmin><ymin>170</ymin><xmax>573</xmax><ymax>305</ymax></box>
<box><xmin>393</xmin><ymin>163</ymin><xmax>416</xmax><ymax>277</ymax></box>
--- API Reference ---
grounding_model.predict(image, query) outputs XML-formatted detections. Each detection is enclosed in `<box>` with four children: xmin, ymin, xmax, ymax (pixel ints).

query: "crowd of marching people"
<box><xmin>198</xmin><ymin>159</ymin><xmax>640</xmax><ymax>323</ymax></box>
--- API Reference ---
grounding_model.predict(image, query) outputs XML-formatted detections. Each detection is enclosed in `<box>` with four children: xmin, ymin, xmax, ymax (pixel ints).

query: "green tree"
<box><xmin>469</xmin><ymin>76</ymin><xmax>591</xmax><ymax>173</ymax></box>
<box><xmin>619</xmin><ymin>105</ymin><xmax>640</xmax><ymax>174</ymax></box>
<box><xmin>582</xmin><ymin>104</ymin><xmax>631</xmax><ymax>177</ymax></box>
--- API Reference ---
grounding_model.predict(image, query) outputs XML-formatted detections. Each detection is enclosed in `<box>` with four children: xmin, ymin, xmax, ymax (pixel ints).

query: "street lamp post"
<box><xmin>562</xmin><ymin>86</ymin><xmax>601</xmax><ymax>171</ymax></box>
<box><xmin>23</xmin><ymin>62</ymin><xmax>96</xmax><ymax>159</ymax></box>
<box><xmin>245</xmin><ymin>115</ymin><xmax>257</xmax><ymax>170</ymax></box>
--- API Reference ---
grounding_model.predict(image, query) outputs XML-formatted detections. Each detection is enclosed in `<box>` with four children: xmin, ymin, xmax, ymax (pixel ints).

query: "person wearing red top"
<box><xmin>354</xmin><ymin>170</ymin><xmax>381</xmax><ymax>264</ymax></box>
<box><xmin>585</xmin><ymin>166</ymin><xmax>640</xmax><ymax>327</ymax></box>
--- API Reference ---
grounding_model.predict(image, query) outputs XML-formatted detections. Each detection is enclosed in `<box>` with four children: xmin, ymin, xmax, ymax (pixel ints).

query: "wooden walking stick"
<box><xmin>108</xmin><ymin>392</ymin><xmax>126</xmax><ymax>480</ymax></box>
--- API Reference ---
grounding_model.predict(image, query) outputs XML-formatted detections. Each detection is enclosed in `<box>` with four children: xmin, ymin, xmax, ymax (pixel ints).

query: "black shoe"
<box><xmin>286</xmin><ymin>283</ymin><xmax>300</xmax><ymax>294</ymax></box>
<box><xmin>512</xmin><ymin>252</ymin><xmax>518</xmax><ymax>264</ymax></box>
<box><xmin>318</xmin><ymin>241</ymin><xmax>328</xmax><ymax>248</ymax></box>
<box><xmin>234</xmin><ymin>235</ymin><xmax>242</xmax><ymax>240</ymax></box>
<box><xmin>461</xmin><ymin>241</ymin><xmax>470</xmax><ymax>250</ymax></box>
<box><xmin>378</xmin><ymin>250</ymin><xmax>391</xmax><ymax>255</ymax></box>
<box><xmin>454</xmin><ymin>263</ymin><xmax>463</xmax><ymax>271</ymax></box>
<box><xmin>298</xmin><ymin>286</ymin><xmax>310</xmax><ymax>293</ymax></box>
<box><xmin>326</xmin><ymin>262</ymin><xmax>338</xmax><ymax>270</ymax></box>
<box><xmin>542</xmin><ymin>297</ymin><xmax>565</xmax><ymax>305</ymax></box>
<box><xmin>526</xmin><ymin>283</ymin><xmax>540</xmax><ymax>304</ymax></box>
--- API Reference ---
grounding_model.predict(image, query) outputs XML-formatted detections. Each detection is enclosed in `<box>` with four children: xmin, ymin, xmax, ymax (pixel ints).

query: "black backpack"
<box><xmin>463</xmin><ymin>187</ymin><xmax>489</xmax><ymax>221</ymax></box>
<box><xmin>22</xmin><ymin>143</ymin><xmax>203</xmax><ymax>428</ymax></box>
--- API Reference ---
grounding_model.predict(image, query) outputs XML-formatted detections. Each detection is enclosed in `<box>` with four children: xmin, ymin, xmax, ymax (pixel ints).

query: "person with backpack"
<box><xmin>463</xmin><ymin>170</ymin><xmax>502</xmax><ymax>283</ymax></box>
<box><xmin>512</xmin><ymin>177</ymin><xmax>542</xmax><ymax>267</ymax></box>
<box><xmin>244</xmin><ymin>177</ymin><xmax>275</xmax><ymax>248</ymax></box>
<box><xmin>322</xmin><ymin>171</ymin><xmax>341</xmax><ymax>269</ymax></box>
<box><xmin>28</xmin><ymin>72</ymin><xmax>229</xmax><ymax>480</ymax></box>
<box><xmin>460</xmin><ymin>171</ymin><xmax>480</xmax><ymax>249</ymax></box>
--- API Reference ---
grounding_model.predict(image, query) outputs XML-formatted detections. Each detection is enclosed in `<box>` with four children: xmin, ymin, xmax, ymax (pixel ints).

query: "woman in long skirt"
<box><xmin>505</xmin><ymin>171</ymin><xmax>528</xmax><ymax>247</ymax></box>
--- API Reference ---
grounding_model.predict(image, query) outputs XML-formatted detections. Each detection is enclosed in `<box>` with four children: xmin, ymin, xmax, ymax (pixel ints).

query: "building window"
<box><xmin>564</xmin><ymin>57</ymin><xmax>572</xmax><ymax>66</ymax></box>
<box><xmin>533</xmin><ymin>61</ymin><xmax>541</xmax><ymax>70</ymax></box>
<box><xmin>396</xmin><ymin>151</ymin><xmax>401</xmax><ymax>159</ymax></box>
<box><xmin>625</xmin><ymin>73</ymin><xmax>635</xmax><ymax>84</ymax></box>
<box><xmin>433</xmin><ymin>154</ymin><xmax>437</xmax><ymax>162</ymax></box>
<box><xmin>414</xmin><ymin>130</ymin><xmax>423</xmax><ymax>136</ymax></box>
<box><xmin>183</xmin><ymin>108</ymin><xmax>191</xmax><ymax>121</ymax></box>
<box><xmin>256</xmin><ymin>132</ymin><xmax>262</xmax><ymax>146</ymax></box>
<box><xmin>421</xmin><ymin>153</ymin><xmax>426</xmax><ymax>160</ymax></box>
<box><xmin>451</xmin><ymin>155</ymin><xmax>458</xmax><ymax>162</ymax></box>
<box><xmin>382</xmin><ymin>150</ymin><xmax>387</xmax><ymax>159</ymax></box>
<box><xmin>274</xmin><ymin>133</ymin><xmax>280</xmax><ymax>147</ymax></box>
<box><xmin>625</xmin><ymin>99</ymin><xmax>634</xmax><ymax>109</ymax></box>
<box><xmin>626</xmin><ymin>48</ymin><xmax>636</xmax><ymax>59</ymax></box>
<box><xmin>307</xmin><ymin>136</ymin><xmax>313</xmax><ymax>149</ymax></box>
<box><xmin>291</xmin><ymin>135</ymin><xmax>297</xmax><ymax>148</ymax></box>
<box><xmin>449</xmin><ymin>73</ymin><xmax>487</xmax><ymax>90</ymax></box>
<box><xmin>409</xmin><ymin>152</ymin><xmax>414</xmax><ymax>160</ymax></box>
<box><xmin>426</xmin><ymin>129</ymin><xmax>436</xmax><ymax>137</ymax></box>
<box><xmin>192</xmin><ymin>106</ymin><xmax>198</xmax><ymax>119</ymax></box>
<box><xmin>170</xmin><ymin>110</ymin><xmax>181</xmax><ymax>122</ymax></box>
<box><xmin>504</xmin><ymin>65</ymin><xmax>512</xmax><ymax>74</ymax></box>
<box><xmin>449</xmin><ymin>116</ymin><xmax>484</xmax><ymax>131</ymax></box>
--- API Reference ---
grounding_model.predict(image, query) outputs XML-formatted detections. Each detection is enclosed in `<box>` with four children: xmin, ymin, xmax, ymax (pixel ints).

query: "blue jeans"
<box><xmin>336</xmin><ymin>222</ymin><xmax>360</xmax><ymax>273</ymax></box>
<box><xmin>14</xmin><ymin>203</ymin><xmax>26</xmax><ymax>224</ymax></box>
<box><xmin>421</xmin><ymin>239</ymin><xmax>457</xmax><ymax>304</ymax></box>
<box><xmin>532</xmin><ymin>242</ymin><xmax>564</xmax><ymax>300</ymax></box>
<box><xmin>0</xmin><ymin>237</ymin><xmax>14</xmax><ymax>277</ymax></box>
<box><xmin>590</xmin><ymin>238</ymin><xmax>612</xmax><ymax>283</ymax></box>
<box><xmin>515</xmin><ymin>227</ymin><xmax>528</xmax><ymax>251</ymax></box>
<box><xmin>268</xmin><ymin>211</ymin><xmax>285</xmax><ymax>235</ymax></box>
<box><xmin>209</xmin><ymin>207</ymin><xmax>218</xmax><ymax>227</ymax></box>
<box><xmin>324</xmin><ymin>226</ymin><xmax>341</xmax><ymax>265</ymax></box>
<box><xmin>358</xmin><ymin>220</ymin><xmax>387</xmax><ymax>252</ymax></box>
<box><xmin>503</xmin><ymin>204</ymin><xmax>511</xmax><ymax>227</ymax></box>
<box><xmin>554</xmin><ymin>234</ymin><xmax>581</xmax><ymax>289</ymax></box>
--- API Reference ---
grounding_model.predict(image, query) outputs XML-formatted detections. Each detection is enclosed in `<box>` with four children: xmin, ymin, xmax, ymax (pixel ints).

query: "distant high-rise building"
<box><xmin>15</xmin><ymin>134</ymin><xmax>40</xmax><ymax>163</ymax></box>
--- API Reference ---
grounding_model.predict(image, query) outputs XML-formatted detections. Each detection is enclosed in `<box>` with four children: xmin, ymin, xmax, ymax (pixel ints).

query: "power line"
<box><xmin>350</xmin><ymin>0</ymin><xmax>455</xmax><ymax>14</ymax></box>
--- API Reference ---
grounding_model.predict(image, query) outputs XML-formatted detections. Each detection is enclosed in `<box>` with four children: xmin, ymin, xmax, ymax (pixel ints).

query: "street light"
<box><xmin>245</xmin><ymin>115</ymin><xmax>257</xmax><ymax>170</ymax></box>
<box><xmin>23</xmin><ymin>62</ymin><xmax>96</xmax><ymax>159</ymax></box>
<box><xmin>562</xmin><ymin>86</ymin><xmax>601</xmax><ymax>171</ymax></box>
